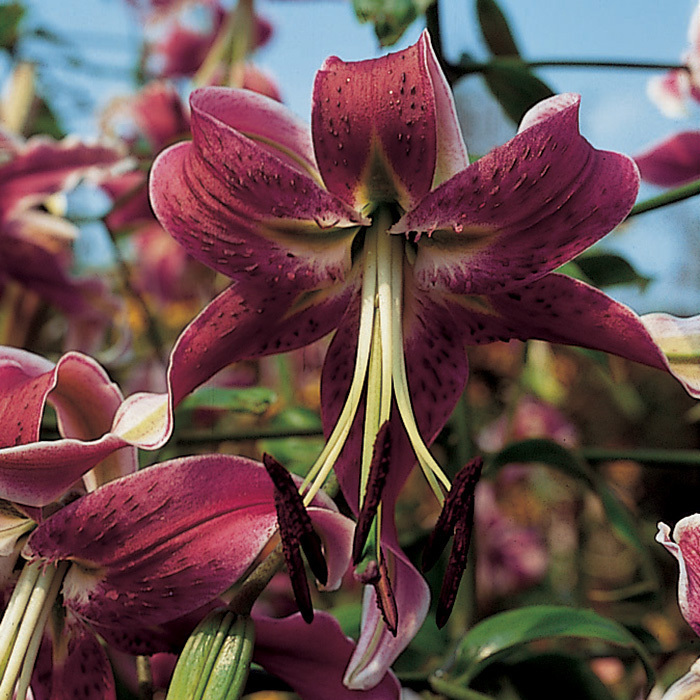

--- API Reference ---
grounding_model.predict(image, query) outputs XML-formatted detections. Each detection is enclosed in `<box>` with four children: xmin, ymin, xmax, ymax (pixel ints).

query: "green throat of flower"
<box><xmin>301</xmin><ymin>205</ymin><xmax>451</xmax><ymax>551</ymax></box>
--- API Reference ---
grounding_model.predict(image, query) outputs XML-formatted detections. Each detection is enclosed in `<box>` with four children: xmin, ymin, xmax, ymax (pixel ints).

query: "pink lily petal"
<box><xmin>25</xmin><ymin>455</ymin><xmax>280</xmax><ymax>628</ymax></box>
<box><xmin>444</xmin><ymin>273</ymin><xmax>700</xmax><ymax>398</ymax></box>
<box><xmin>0</xmin><ymin>349</ymin><xmax>136</xmax><ymax>505</ymax></box>
<box><xmin>126</xmin><ymin>81</ymin><xmax>190</xmax><ymax>153</ymax></box>
<box><xmin>312</xmin><ymin>32</ymin><xmax>441</xmax><ymax>211</ymax></box>
<box><xmin>0</xmin><ymin>137</ymin><xmax>123</xmax><ymax>220</ymax></box>
<box><xmin>111</xmin><ymin>278</ymin><xmax>357</xmax><ymax>454</ymax></box>
<box><xmin>191</xmin><ymin>87</ymin><xmax>317</xmax><ymax>173</ymax></box>
<box><xmin>657</xmin><ymin>516</ymin><xmax>700</xmax><ymax>636</ymax></box>
<box><xmin>423</xmin><ymin>31</ymin><xmax>469</xmax><ymax>187</ymax></box>
<box><xmin>25</xmin><ymin>455</ymin><xmax>353</xmax><ymax>630</ymax></box>
<box><xmin>101</xmin><ymin>171</ymin><xmax>151</xmax><ymax>232</ymax></box>
<box><xmin>150</xmin><ymin>92</ymin><xmax>365</xmax><ymax>288</ymax></box>
<box><xmin>648</xmin><ymin>71</ymin><xmax>691</xmax><ymax>118</ymax></box>
<box><xmin>254</xmin><ymin>612</ymin><xmax>401</xmax><ymax>699</ymax></box>
<box><xmin>394</xmin><ymin>94</ymin><xmax>640</xmax><ymax>295</ymax></box>
<box><xmin>640</xmin><ymin>312</ymin><xmax>700</xmax><ymax>398</ymax></box>
<box><xmin>635</xmin><ymin>131</ymin><xmax>700</xmax><ymax>187</ymax></box>
<box><xmin>167</xmin><ymin>270</ymin><xmax>358</xmax><ymax>404</ymax></box>
<box><xmin>344</xmin><ymin>537</ymin><xmax>429</xmax><ymax>691</ymax></box>
<box><xmin>242</xmin><ymin>63</ymin><xmax>282</xmax><ymax>103</ymax></box>
<box><xmin>31</xmin><ymin>612</ymin><xmax>116</xmax><ymax>700</ymax></box>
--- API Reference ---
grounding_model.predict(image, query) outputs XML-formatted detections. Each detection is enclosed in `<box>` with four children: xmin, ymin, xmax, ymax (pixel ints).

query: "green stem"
<box><xmin>175</xmin><ymin>425</ymin><xmax>324</xmax><ymax>445</ymax></box>
<box><xmin>580</xmin><ymin>446</ymin><xmax>700</xmax><ymax>466</ymax></box>
<box><xmin>629</xmin><ymin>179</ymin><xmax>700</xmax><ymax>217</ymax></box>
<box><xmin>452</xmin><ymin>56</ymin><xmax>687</xmax><ymax>76</ymax></box>
<box><xmin>227</xmin><ymin>544</ymin><xmax>285</xmax><ymax>616</ymax></box>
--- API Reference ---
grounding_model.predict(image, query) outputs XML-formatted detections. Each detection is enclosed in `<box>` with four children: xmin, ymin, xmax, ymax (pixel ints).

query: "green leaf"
<box><xmin>0</xmin><ymin>2</ymin><xmax>25</xmax><ymax>52</ymax></box>
<box><xmin>352</xmin><ymin>0</ymin><xmax>433</xmax><ymax>46</ymax></box>
<box><xmin>476</xmin><ymin>0</ymin><xmax>520</xmax><ymax>56</ymax></box>
<box><xmin>437</xmin><ymin>605</ymin><xmax>654</xmax><ymax>693</ymax></box>
<box><xmin>575</xmin><ymin>252</ymin><xmax>652</xmax><ymax>290</ymax></box>
<box><xmin>179</xmin><ymin>386</ymin><xmax>277</xmax><ymax>415</ymax></box>
<box><xmin>487</xmin><ymin>439</ymin><xmax>659</xmax><ymax>590</ymax></box>
<box><xmin>482</xmin><ymin>62</ymin><xmax>555</xmax><ymax>124</ymax></box>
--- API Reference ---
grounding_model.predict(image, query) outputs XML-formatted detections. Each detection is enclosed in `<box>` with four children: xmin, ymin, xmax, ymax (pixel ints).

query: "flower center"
<box><xmin>301</xmin><ymin>207</ymin><xmax>451</xmax><ymax>512</ymax></box>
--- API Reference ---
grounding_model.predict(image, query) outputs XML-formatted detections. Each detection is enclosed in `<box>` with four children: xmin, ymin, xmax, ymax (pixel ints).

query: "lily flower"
<box><xmin>147</xmin><ymin>30</ymin><xmax>700</xmax><ymax>688</ymax></box>
<box><xmin>3</xmin><ymin>453</ymin><xmax>358</xmax><ymax>699</ymax></box>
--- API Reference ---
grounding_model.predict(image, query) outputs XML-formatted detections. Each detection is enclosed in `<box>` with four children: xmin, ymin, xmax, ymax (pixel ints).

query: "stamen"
<box><xmin>386</xmin><ymin>232</ymin><xmax>451</xmax><ymax>500</ymax></box>
<box><xmin>301</xmin><ymin>236</ymin><xmax>378</xmax><ymax>506</ymax></box>
<box><xmin>436</xmin><ymin>516</ymin><xmax>471</xmax><ymax>629</ymax></box>
<box><xmin>420</xmin><ymin>458</ymin><xmax>483</xmax><ymax>628</ymax></box>
<box><xmin>353</xmin><ymin>422</ymin><xmax>392</xmax><ymax>565</ymax></box>
<box><xmin>423</xmin><ymin>457</ymin><xmax>483</xmax><ymax>573</ymax></box>
<box><xmin>263</xmin><ymin>455</ymin><xmax>328</xmax><ymax>622</ymax></box>
<box><xmin>374</xmin><ymin>553</ymin><xmax>398</xmax><ymax>637</ymax></box>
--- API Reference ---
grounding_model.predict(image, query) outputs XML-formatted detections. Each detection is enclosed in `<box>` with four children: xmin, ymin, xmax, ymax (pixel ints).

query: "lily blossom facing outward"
<box><xmin>147</xmin><ymin>30</ymin><xmax>700</xmax><ymax>688</ymax></box>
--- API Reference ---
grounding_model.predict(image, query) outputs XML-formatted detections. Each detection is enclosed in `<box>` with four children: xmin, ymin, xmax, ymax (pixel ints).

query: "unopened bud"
<box><xmin>166</xmin><ymin>609</ymin><xmax>255</xmax><ymax>700</ymax></box>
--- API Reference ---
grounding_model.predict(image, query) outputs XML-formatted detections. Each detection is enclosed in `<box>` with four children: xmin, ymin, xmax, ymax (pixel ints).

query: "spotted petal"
<box><xmin>312</xmin><ymin>32</ymin><xmax>466</xmax><ymax>211</ymax></box>
<box><xmin>25</xmin><ymin>455</ymin><xmax>353</xmax><ymax>631</ymax></box>
<box><xmin>31</xmin><ymin>612</ymin><xmax>116</xmax><ymax>700</ymax></box>
<box><xmin>150</xmin><ymin>88</ymin><xmax>365</xmax><ymax>289</ymax></box>
<box><xmin>443</xmin><ymin>273</ymin><xmax>700</xmax><ymax>398</ymax></box>
<box><xmin>0</xmin><ymin>349</ymin><xmax>136</xmax><ymax>506</ymax></box>
<box><xmin>394</xmin><ymin>94</ymin><xmax>640</xmax><ymax>296</ymax></box>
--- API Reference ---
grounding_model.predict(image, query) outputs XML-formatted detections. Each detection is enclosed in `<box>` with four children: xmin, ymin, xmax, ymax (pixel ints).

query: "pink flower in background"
<box><xmin>0</xmin><ymin>132</ymin><xmax>123</xmax><ymax>320</ymax></box>
<box><xmin>474</xmin><ymin>481</ymin><xmax>548</xmax><ymax>605</ymax></box>
<box><xmin>635</xmin><ymin>131</ymin><xmax>700</xmax><ymax>187</ymax></box>
<box><xmin>647</xmin><ymin>1</ymin><xmax>700</xmax><ymax>117</ymax></box>
<box><xmin>144</xmin><ymin>0</ymin><xmax>273</xmax><ymax>82</ymax></box>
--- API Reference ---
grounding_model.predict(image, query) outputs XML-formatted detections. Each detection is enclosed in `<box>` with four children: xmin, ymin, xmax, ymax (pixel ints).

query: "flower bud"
<box><xmin>166</xmin><ymin>609</ymin><xmax>255</xmax><ymax>700</ymax></box>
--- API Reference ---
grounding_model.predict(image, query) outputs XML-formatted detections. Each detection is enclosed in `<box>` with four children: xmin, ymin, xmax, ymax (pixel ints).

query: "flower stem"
<box><xmin>628</xmin><ymin>179</ymin><xmax>700</xmax><ymax>217</ymax></box>
<box><xmin>448</xmin><ymin>56</ymin><xmax>687</xmax><ymax>79</ymax></box>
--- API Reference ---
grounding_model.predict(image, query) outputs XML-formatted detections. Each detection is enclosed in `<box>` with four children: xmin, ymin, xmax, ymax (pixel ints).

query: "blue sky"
<box><xmin>14</xmin><ymin>0</ymin><xmax>700</xmax><ymax>314</ymax></box>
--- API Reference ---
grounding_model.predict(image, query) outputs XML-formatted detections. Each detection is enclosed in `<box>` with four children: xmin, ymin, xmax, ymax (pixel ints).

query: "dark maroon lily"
<box><xmin>146</xmin><ymin>30</ymin><xmax>700</xmax><ymax>687</ymax></box>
